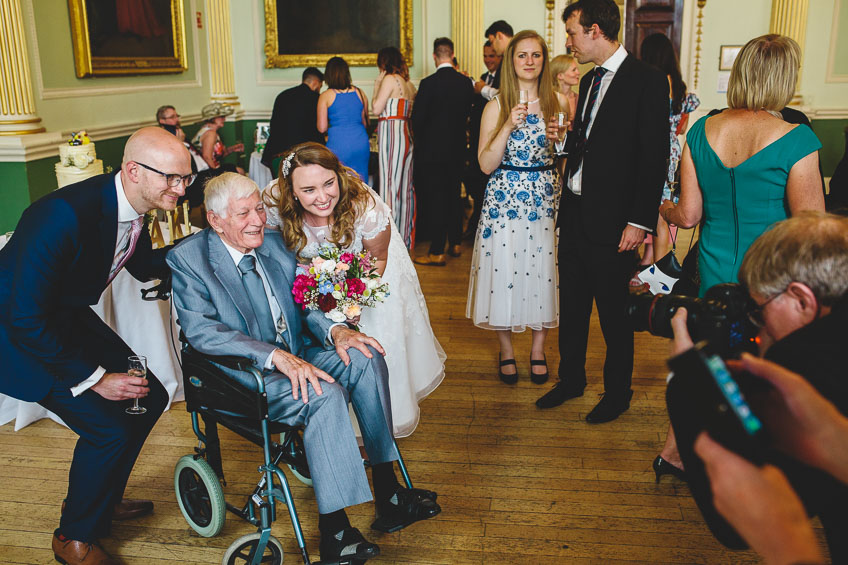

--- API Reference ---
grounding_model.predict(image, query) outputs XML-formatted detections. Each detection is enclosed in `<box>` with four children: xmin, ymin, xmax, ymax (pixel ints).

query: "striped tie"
<box><xmin>107</xmin><ymin>217</ymin><xmax>143</xmax><ymax>284</ymax></box>
<box><xmin>569</xmin><ymin>66</ymin><xmax>608</xmax><ymax>178</ymax></box>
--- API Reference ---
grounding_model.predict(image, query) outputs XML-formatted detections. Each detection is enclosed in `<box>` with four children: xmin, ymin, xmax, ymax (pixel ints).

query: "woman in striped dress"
<box><xmin>372</xmin><ymin>47</ymin><xmax>417</xmax><ymax>249</ymax></box>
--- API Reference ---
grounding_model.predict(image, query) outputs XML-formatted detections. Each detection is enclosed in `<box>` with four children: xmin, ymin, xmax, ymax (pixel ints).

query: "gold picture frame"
<box><xmin>264</xmin><ymin>0</ymin><xmax>413</xmax><ymax>68</ymax></box>
<box><xmin>68</xmin><ymin>0</ymin><xmax>188</xmax><ymax>78</ymax></box>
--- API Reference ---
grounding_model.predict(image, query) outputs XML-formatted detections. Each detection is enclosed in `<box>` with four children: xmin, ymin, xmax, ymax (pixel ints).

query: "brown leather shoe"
<box><xmin>61</xmin><ymin>498</ymin><xmax>153</xmax><ymax>521</ymax></box>
<box><xmin>52</xmin><ymin>534</ymin><xmax>116</xmax><ymax>565</ymax></box>
<box><xmin>413</xmin><ymin>254</ymin><xmax>446</xmax><ymax>266</ymax></box>
<box><xmin>447</xmin><ymin>245</ymin><xmax>461</xmax><ymax>257</ymax></box>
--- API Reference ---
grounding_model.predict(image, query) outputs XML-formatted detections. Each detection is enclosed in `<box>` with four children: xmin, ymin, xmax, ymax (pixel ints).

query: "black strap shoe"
<box><xmin>535</xmin><ymin>380</ymin><xmax>584</xmax><ymax>408</ymax></box>
<box><xmin>319</xmin><ymin>527</ymin><xmax>380</xmax><ymax>563</ymax></box>
<box><xmin>498</xmin><ymin>355</ymin><xmax>518</xmax><ymax>385</ymax></box>
<box><xmin>371</xmin><ymin>487</ymin><xmax>441</xmax><ymax>533</ymax></box>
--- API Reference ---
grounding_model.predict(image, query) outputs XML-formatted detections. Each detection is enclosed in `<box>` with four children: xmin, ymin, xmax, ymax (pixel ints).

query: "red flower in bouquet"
<box><xmin>292</xmin><ymin>274</ymin><xmax>316</xmax><ymax>308</ymax></box>
<box><xmin>346</xmin><ymin>277</ymin><xmax>366</xmax><ymax>297</ymax></box>
<box><xmin>317</xmin><ymin>293</ymin><xmax>337</xmax><ymax>313</ymax></box>
<box><xmin>339</xmin><ymin>252</ymin><xmax>355</xmax><ymax>264</ymax></box>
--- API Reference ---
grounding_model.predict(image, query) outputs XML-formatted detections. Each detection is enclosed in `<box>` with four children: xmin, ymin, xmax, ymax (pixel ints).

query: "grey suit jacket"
<box><xmin>167</xmin><ymin>228</ymin><xmax>335</xmax><ymax>388</ymax></box>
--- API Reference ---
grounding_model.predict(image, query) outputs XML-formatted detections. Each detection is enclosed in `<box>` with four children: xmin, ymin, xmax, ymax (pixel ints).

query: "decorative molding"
<box><xmin>0</xmin><ymin>131</ymin><xmax>63</xmax><ymax>161</ymax></box>
<box><xmin>25</xmin><ymin>0</ymin><xmax>203</xmax><ymax>102</ymax></box>
<box><xmin>826</xmin><ymin>0</ymin><xmax>848</xmax><ymax>83</ymax></box>
<box><xmin>693</xmin><ymin>0</ymin><xmax>706</xmax><ymax>90</ymax></box>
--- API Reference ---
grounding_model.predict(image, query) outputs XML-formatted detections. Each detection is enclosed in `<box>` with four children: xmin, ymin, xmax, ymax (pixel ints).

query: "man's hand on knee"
<box><xmin>272</xmin><ymin>349</ymin><xmax>335</xmax><ymax>403</ymax></box>
<box><xmin>330</xmin><ymin>326</ymin><xmax>385</xmax><ymax>367</ymax></box>
<box><xmin>91</xmin><ymin>372</ymin><xmax>150</xmax><ymax>401</ymax></box>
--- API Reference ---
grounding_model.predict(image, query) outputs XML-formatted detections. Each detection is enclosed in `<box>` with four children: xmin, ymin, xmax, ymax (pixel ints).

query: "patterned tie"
<box><xmin>107</xmin><ymin>216</ymin><xmax>143</xmax><ymax>284</ymax></box>
<box><xmin>237</xmin><ymin>255</ymin><xmax>278</xmax><ymax>345</ymax></box>
<box><xmin>569</xmin><ymin>66</ymin><xmax>608</xmax><ymax>178</ymax></box>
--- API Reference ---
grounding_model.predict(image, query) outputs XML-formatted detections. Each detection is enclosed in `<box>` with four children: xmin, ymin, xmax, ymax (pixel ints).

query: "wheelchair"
<box><xmin>173</xmin><ymin>340</ymin><xmax>414</xmax><ymax>565</ymax></box>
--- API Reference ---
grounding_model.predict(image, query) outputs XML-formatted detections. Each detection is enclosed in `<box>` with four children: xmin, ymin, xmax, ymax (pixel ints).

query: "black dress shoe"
<box><xmin>653</xmin><ymin>455</ymin><xmax>686</xmax><ymax>483</ymax></box>
<box><xmin>529</xmin><ymin>355</ymin><xmax>549</xmax><ymax>385</ymax></box>
<box><xmin>371</xmin><ymin>486</ymin><xmax>441</xmax><ymax>533</ymax></box>
<box><xmin>498</xmin><ymin>355</ymin><xmax>518</xmax><ymax>385</ymax></box>
<box><xmin>585</xmin><ymin>389</ymin><xmax>634</xmax><ymax>423</ymax></box>
<box><xmin>535</xmin><ymin>381</ymin><xmax>585</xmax><ymax>408</ymax></box>
<box><xmin>319</xmin><ymin>527</ymin><xmax>380</xmax><ymax>563</ymax></box>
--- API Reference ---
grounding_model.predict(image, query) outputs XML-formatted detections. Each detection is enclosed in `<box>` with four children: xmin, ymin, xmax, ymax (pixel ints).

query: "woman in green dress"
<box><xmin>660</xmin><ymin>34</ymin><xmax>824</xmax><ymax>298</ymax></box>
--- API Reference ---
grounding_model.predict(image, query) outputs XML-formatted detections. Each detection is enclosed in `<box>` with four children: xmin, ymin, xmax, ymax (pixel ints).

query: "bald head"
<box><xmin>121</xmin><ymin>126</ymin><xmax>192</xmax><ymax>213</ymax></box>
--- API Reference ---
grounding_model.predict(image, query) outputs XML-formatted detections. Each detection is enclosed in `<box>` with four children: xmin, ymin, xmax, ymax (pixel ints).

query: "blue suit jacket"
<box><xmin>166</xmin><ymin>228</ymin><xmax>335</xmax><ymax>390</ymax></box>
<box><xmin>0</xmin><ymin>174</ymin><xmax>168</xmax><ymax>401</ymax></box>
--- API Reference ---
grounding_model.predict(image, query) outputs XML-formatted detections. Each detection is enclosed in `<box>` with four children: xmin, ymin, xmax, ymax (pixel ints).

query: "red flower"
<box><xmin>317</xmin><ymin>293</ymin><xmax>337</xmax><ymax>313</ymax></box>
<box><xmin>339</xmin><ymin>252</ymin><xmax>355</xmax><ymax>264</ymax></box>
<box><xmin>292</xmin><ymin>274</ymin><xmax>316</xmax><ymax>307</ymax></box>
<box><xmin>346</xmin><ymin>277</ymin><xmax>366</xmax><ymax>297</ymax></box>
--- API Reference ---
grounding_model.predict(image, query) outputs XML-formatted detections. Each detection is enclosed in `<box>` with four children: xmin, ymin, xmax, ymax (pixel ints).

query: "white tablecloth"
<box><xmin>249</xmin><ymin>151</ymin><xmax>273</xmax><ymax>189</ymax></box>
<box><xmin>0</xmin><ymin>230</ymin><xmax>186</xmax><ymax>430</ymax></box>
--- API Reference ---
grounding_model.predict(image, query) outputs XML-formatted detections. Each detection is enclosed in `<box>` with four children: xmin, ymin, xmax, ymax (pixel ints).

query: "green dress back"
<box><xmin>686</xmin><ymin>115</ymin><xmax>821</xmax><ymax>296</ymax></box>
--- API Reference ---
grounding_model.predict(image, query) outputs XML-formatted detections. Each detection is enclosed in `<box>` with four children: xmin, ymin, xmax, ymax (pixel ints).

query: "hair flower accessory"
<box><xmin>281</xmin><ymin>152</ymin><xmax>295</xmax><ymax>178</ymax></box>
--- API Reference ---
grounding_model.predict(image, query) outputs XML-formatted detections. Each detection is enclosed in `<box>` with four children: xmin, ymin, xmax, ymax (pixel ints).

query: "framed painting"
<box><xmin>68</xmin><ymin>0</ymin><xmax>188</xmax><ymax>78</ymax></box>
<box><xmin>264</xmin><ymin>0</ymin><xmax>412</xmax><ymax>68</ymax></box>
<box><xmin>718</xmin><ymin>45</ymin><xmax>742</xmax><ymax>71</ymax></box>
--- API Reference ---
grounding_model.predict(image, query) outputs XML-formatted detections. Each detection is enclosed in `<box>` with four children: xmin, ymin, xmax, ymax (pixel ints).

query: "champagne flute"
<box><xmin>554</xmin><ymin>112</ymin><xmax>568</xmax><ymax>156</ymax></box>
<box><xmin>126</xmin><ymin>355</ymin><xmax>148</xmax><ymax>415</ymax></box>
<box><xmin>518</xmin><ymin>90</ymin><xmax>529</xmax><ymax>123</ymax></box>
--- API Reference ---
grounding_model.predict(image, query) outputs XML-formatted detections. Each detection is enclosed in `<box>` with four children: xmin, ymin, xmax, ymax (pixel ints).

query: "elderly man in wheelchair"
<box><xmin>167</xmin><ymin>173</ymin><xmax>440</xmax><ymax>564</ymax></box>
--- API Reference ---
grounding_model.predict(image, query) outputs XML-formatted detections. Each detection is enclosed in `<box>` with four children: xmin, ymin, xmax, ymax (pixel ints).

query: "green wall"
<box><xmin>812</xmin><ymin>119</ymin><xmax>848</xmax><ymax>177</ymax></box>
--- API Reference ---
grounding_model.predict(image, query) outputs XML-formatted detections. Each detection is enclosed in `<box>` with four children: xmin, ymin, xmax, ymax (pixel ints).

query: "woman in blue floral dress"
<box><xmin>467</xmin><ymin>30</ymin><xmax>567</xmax><ymax>385</ymax></box>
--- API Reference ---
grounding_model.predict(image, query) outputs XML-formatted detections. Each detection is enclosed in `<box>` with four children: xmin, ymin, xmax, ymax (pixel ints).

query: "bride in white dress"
<box><xmin>262</xmin><ymin>142</ymin><xmax>445</xmax><ymax>437</ymax></box>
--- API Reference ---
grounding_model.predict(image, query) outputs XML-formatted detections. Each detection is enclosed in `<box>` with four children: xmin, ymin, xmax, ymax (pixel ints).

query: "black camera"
<box><xmin>626</xmin><ymin>283</ymin><xmax>759</xmax><ymax>357</ymax></box>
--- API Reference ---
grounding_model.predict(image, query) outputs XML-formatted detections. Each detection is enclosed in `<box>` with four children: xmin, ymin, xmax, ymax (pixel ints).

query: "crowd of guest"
<box><xmin>3</xmin><ymin>0</ymin><xmax>848</xmax><ymax>563</ymax></box>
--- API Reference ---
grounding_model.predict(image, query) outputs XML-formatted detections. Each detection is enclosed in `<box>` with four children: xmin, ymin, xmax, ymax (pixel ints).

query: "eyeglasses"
<box><xmin>747</xmin><ymin>288</ymin><xmax>787</xmax><ymax>328</ymax></box>
<box><xmin>135</xmin><ymin>162</ymin><xmax>196</xmax><ymax>188</ymax></box>
<box><xmin>162</xmin><ymin>113</ymin><xmax>180</xmax><ymax>120</ymax></box>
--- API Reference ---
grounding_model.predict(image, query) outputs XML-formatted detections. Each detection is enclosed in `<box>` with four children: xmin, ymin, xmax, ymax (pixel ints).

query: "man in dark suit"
<box><xmin>261</xmin><ymin>67</ymin><xmax>325</xmax><ymax>177</ymax></box>
<box><xmin>0</xmin><ymin>127</ymin><xmax>192</xmax><ymax>564</ymax></box>
<box><xmin>536</xmin><ymin>0</ymin><xmax>669</xmax><ymax>422</ymax></box>
<box><xmin>465</xmin><ymin>40</ymin><xmax>503</xmax><ymax>239</ymax></box>
<box><xmin>412</xmin><ymin>37</ymin><xmax>474</xmax><ymax>265</ymax></box>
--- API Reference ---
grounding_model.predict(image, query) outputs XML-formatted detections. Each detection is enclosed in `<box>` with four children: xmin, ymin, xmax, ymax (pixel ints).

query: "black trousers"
<box><xmin>415</xmin><ymin>161</ymin><xmax>463</xmax><ymax>255</ymax></box>
<box><xmin>557</xmin><ymin>197</ymin><xmax>636</xmax><ymax>399</ymax></box>
<box><xmin>39</xmin><ymin>308</ymin><xmax>167</xmax><ymax>542</ymax></box>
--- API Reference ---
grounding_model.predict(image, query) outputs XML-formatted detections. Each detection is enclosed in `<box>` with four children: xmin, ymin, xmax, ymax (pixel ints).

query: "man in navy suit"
<box><xmin>411</xmin><ymin>37</ymin><xmax>474</xmax><ymax>265</ymax></box>
<box><xmin>0</xmin><ymin>127</ymin><xmax>193</xmax><ymax>564</ymax></box>
<box><xmin>536</xmin><ymin>0</ymin><xmax>669</xmax><ymax>422</ymax></box>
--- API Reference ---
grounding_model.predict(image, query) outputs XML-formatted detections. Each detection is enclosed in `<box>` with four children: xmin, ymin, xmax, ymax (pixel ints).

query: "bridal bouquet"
<box><xmin>292</xmin><ymin>244</ymin><xmax>389</xmax><ymax>324</ymax></box>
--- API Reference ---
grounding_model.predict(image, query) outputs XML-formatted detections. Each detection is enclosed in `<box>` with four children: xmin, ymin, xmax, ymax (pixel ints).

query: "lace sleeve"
<box><xmin>261</xmin><ymin>179</ymin><xmax>283</xmax><ymax>229</ymax></box>
<box><xmin>358</xmin><ymin>187</ymin><xmax>392</xmax><ymax>241</ymax></box>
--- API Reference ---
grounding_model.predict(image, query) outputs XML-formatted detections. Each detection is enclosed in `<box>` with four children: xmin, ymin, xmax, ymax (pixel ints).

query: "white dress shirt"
<box><xmin>72</xmin><ymin>172</ymin><xmax>143</xmax><ymax>396</ymax></box>
<box><xmin>567</xmin><ymin>45</ymin><xmax>650</xmax><ymax>232</ymax></box>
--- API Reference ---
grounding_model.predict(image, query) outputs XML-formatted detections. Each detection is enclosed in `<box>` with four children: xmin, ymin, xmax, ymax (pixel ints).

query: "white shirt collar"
<box><xmin>436</xmin><ymin>62</ymin><xmax>454</xmax><ymax>70</ymax></box>
<box><xmin>115</xmin><ymin>171</ymin><xmax>141</xmax><ymax>223</ymax></box>
<box><xmin>598</xmin><ymin>44</ymin><xmax>627</xmax><ymax>74</ymax></box>
<box><xmin>219</xmin><ymin>236</ymin><xmax>257</xmax><ymax>267</ymax></box>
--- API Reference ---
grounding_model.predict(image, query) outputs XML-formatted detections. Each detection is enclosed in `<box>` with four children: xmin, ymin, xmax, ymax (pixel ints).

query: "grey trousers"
<box><xmin>263</xmin><ymin>345</ymin><xmax>397</xmax><ymax>514</ymax></box>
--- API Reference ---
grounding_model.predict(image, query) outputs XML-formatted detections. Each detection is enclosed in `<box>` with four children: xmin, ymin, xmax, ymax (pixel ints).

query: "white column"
<box><xmin>770</xmin><ymin>0</ymin><xmax>808</xmax><ymax>104</ymax></box>
<box><xmin>451</xmin><ymin>0</ymin><xmax>483</xmax><ymax>76</ymax></box>
<box><xmin>206</xmin><ymin>0</ymin><xmax>239</xmax><ymax>109</ymax></box>
<box><xmin>0</xmin><ymin>0</ymin><xmax>44</xmax><ymax>135</ymax></box>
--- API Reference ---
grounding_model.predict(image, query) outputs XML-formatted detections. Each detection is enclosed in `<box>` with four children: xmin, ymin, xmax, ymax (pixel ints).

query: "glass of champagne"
<box><xmin>518</xmin><ymin>90</ymin><xmax>529</xmax><ymax>123</ymax></box>
<box><xmin>554</xmin><ymin>112</ymin><xmax>568</xmax><ymax>156</ymax></box>
<box><xmin>126</xmin><ymin>355</ymin><xmax>148</xmax><ymax>415</ymax></box>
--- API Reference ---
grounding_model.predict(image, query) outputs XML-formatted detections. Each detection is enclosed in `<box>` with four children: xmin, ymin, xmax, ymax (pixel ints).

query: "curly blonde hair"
<box><xmin>264</xmin><ymin>142</ymin><xmax>373</xmax><ymax>255</ymax></box>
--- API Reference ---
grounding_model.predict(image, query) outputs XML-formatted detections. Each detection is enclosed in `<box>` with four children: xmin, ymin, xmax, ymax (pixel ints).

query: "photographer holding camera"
<box><xmin>656</xmin><ymin>212</ymin><xmax>848</xmax><ymax>559</ymax></box>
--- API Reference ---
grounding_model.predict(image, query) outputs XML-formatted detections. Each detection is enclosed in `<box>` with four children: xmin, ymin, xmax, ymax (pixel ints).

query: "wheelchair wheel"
<box><xmin>174</xmin><ymin>455</ymin><xmax>226</xmax><ymax>537</ymax></box>
<box><xmin>280</xmin><ymin>432</ymin><xmax>313</xmax><ymax>487</ymax></box>
<box><xmin>221</xmin><ymin>532</ymin><xmax>283</xmax><ymax>565</ymax></box>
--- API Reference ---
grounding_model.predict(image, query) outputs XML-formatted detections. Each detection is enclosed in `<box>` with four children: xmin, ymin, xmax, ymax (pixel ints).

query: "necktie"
<box><xmin>238</xmin><ymin>255</ymin><xmax>278</xmax><ymax>345</ymax></box>
<box><xmin>108</xmin><ymin>216</ymin><xmax>143</xmax><ymax>284</ymax></box>
<box><xmin>569</xmin><ymin>66</ymin><xmax>608</xmax><ymax>178</ymax></box>
<box><xmin>486</xmin><ymin>73</ymin><xmax>494</xmax><ymax>86</ymax></box>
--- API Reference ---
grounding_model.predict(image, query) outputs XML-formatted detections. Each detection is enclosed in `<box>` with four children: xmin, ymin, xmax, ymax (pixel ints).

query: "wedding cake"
<box><xmin>55</xmin><ymin>131</ymin><xmax>104</xmax><ymax>188</ymax></box>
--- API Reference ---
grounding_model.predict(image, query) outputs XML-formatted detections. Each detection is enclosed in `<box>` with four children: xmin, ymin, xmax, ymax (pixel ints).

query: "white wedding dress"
<box><xmin>263</xmin><ymin>181</ymin><xmax>446</xmax><ymax>437</ymax></box>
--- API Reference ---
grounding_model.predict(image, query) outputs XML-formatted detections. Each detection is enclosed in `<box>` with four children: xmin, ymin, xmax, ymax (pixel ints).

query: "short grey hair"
<box><xmin>739</xmin><ymin>212</ymin><xmax>848</xmax><ymax>306</ymax></box>
<box><xmin>204</xmin><ymin>173</ymin><xmax>260</xmax><ymax>218</ymax></box>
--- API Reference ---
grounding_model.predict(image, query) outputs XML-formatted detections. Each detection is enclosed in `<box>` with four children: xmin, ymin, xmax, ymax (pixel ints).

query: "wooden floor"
<box><xmin>0</xmin><ymin>232</ymin><xmax>825</xmax><ymax>564</ymax></box>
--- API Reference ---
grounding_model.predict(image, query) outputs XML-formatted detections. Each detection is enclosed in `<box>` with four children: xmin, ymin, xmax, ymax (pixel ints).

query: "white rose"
<box><xmin>332</xmin><ymin>290</ymin><xmax>343</xmax><ymax>299</ymax></box>
<box><xmin>320</xmin><ymin>260</ymin><xmax>336</xmax><ymax>273</ymax></box>
<box><xmin>367</xmin><ymin>278</ymin><xmax>380</xmax><ymax>289</ymax></box>
<box><xmin>326</xmin><ymin>310</ymin><xmax>346</xmax><ymax>323</ymax></box>
<box><xmin>375</xmin><ymin>291</ymin><xmax>386</xmax><ymax>301</ymax></box>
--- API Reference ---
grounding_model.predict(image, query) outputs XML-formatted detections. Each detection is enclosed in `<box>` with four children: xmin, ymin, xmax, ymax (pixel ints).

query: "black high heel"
<box><xmin>653</xmin><ymin>455</ymin><xmax>686</xmax><ymax>483</ymax></box>
<box><xmin>530</xmin><ymin>355</ymin><xmax>549</xmax><ymax>384</ymax></box>
<box><xmin>498</xmin><ymin>355</ymin><xmax>518</xmax><ymax>384</ymax></box>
